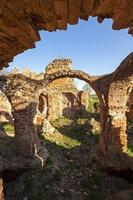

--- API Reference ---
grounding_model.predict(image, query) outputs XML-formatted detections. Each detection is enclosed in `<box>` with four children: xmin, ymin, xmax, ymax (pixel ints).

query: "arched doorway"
<box><xmin>41</xmin><ymin>71</ymin><xmax>101</xmax><ymax>150</ymax></box>
<box><xmin>35</xmin><ymin>93</ymin><xmax>48</xmax><ymax>131</ymax></box>
<box><xmin>38</xmin><ymin>94</ymin><xmax>48</xmax><ymax>116</ymax></box>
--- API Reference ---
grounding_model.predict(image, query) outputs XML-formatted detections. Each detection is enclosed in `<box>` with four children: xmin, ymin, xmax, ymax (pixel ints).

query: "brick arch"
<box><xmin>0</xmin><ymin>1</ymin><xmax>133</xmax><ymax>70</ymax></box>
<box><xmin>44</xmin><ymin>70</ymin><xmax>103</xmax><ymax>105</ymax></box>
<box><xmin>62</xmin><ymin>92</ymin><xmax>78</xmax><ymax>106</ymax></box>
<box><xmin>38</xmin><ymin>93</ymin><xmax>48</xmax><ymax>115</ymax></box>
<box><xmin>34</xmin><ymin>93</ymin><xmax>49</xmax><ymax>130</ymax></box>
<box><xmin>44</xmin><ymin>69</ymin><xmax>107</xmax><ymax>147</ymax></box>
<box><xmin>44</xmin><ymin>53</ymin><xmax>133</xmax><ymax>156</ymax></box>
<box><xmin>0</xmin><ymin>53</ymin><xmax>133</xmax><ymax>160</ymax></box>
<box><xmin>100</xmin><ymin>53</ymin><xmax>133</xmax><ymax>154</ymax></box>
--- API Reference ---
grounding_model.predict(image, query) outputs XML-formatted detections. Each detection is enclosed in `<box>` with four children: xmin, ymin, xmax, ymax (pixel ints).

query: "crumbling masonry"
<box><xmin>0</xmin><ymin>1</ymin><xmax>133</xmax><ymax>199</ymax></box>
<box><xmin>0</xmin><ymin>53</ymin><xmax>133</xmax><ymax>161</ymax></box>
<box><xmin>36</xmin><ymin>59</ymin><xmax>89</xmax><ymax>125</ymax></box>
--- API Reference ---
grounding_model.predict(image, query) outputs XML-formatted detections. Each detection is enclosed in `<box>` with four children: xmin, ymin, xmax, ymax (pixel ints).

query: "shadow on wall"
<box><xmin>38</xmin><ymin>93</ymin><xmax>48</xmax><ymax>116</ymax></box>
<box><xmin>63</xmin><ymin>106</ymin><xmax>88</xmax><ymax>119</ymax></box>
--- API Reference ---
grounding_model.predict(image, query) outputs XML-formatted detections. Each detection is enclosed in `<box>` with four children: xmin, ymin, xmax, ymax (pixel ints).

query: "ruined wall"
<box><xmin>0</xmin><ymin>59</ymin><xmax>89</xmax><ymax>129</ymax></box>
<box><xmin>40</xmin><ymin>59</ymin><xmax>89</xmax><ymax>121</ymax></box>
<box><xmin>78</xmin><ymin>91</ymin><xmax>89</xmax><ymax>111</ymax></box>
<box><xmin>0</xmin><ymin>53</ymin><xmax>133</xmax><ymax>166</ymax></box>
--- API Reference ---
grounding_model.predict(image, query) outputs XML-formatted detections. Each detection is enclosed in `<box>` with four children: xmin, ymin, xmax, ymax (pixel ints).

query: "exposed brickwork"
<box><xmin>0</xmin><ymin>74</ymin><xmax>48</xmax><ymax>161</ymax></box>
<box><xmin>45</xmin><ymin>53</ymin><xmax>133</xmax><ymax>155</ymax></box>
<box><xmin>40</xmin><ymin>59</ymin><xmax>89</xmax><ymax>121</ymax></box>
<box><xmin>0</xmin><ymin>53</ymin><xmax>133</xmax><ymax>163</ymax></box>
<box><xmin>0</xmin><ymin>1</ymin><xmax>133</xmax><ymax>69</ymax></box>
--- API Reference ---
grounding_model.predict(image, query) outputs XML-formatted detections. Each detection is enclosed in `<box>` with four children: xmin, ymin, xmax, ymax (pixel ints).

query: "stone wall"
<box><xmin>0</xmin><ymin>59</ymin><xmax>89</xmax><ymax>128</ymax></box>
<box><xmin>36</xmin><ymin>59</ymin><xmax>89</xmax><ymax>122</ymax></box>
<box><xmin>0</xmin><ymin>53</ymin><xmax>133</xmax><ymax>167</ymax></box>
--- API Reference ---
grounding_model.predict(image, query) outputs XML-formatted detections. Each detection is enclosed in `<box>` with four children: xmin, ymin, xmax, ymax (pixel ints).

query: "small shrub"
<box><xmin>88</xmin><ymin>95</ymin><xmax>100</xmax><ymax>113</ymax></box>
<box><xmin>3</xmin><ymin>124</ymin><xmax>14</xmax><ymax>136</ymax></box>
<box><xmin>127</xmin><ymin>146</ymin><xmax>133</xmax><ymax>157</ymax></box>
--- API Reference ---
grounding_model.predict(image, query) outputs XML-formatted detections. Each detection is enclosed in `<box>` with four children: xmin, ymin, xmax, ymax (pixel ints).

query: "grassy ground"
<box><xmin>3</xmin><ymin>117</ymin><xmax>133</xmax><ymax>200</ymax></box>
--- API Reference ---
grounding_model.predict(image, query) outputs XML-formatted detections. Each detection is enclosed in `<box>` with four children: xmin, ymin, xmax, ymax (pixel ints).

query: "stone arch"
<box><xmin>101</xmin><ymin>53</ymin><xmax>133</xmax><ymax>154</ymax></box>
<box><xmin>44</xmin><ymin>70</ymin><xmax>103</xmax><ymax>105</ymax></box>
<box><xmin>0</xmin><ymin>53</ymin><xmax>133</xmax><ymax>160</ymax></box>
<box><xmin>62</xmin><ymin>92</ymin><xmax>77</xmax><ymax>106</ymax></box>
<box><xmin>44</xmin><ymin>70</ymin><xmax>103</xmax><ymax>139</ymax></box>
<box><xmin>34</xmin><ymin>93</ymin><xmax>49</xmax><ymax>130</ymax></box>
<box><xmin>0</xmin><ymin>1</ymin><xmax>132</xmax><ymax>70</ymax></box>
<box><xmin>38</xmin><ymin>93</ymin><xmax>48</xmax><ymax>116</ymax></box>
<box><xmin>43</xmin><ymin>53</ymin><xmax>133</xmax><ymax>157</ymax></box>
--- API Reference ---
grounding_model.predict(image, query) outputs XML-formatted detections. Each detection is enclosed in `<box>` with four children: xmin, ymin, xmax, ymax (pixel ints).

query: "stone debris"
<box><xmin>0</xmin><ymin>54</ymin><xmax>133</xmax><ymax>171</ymax></box>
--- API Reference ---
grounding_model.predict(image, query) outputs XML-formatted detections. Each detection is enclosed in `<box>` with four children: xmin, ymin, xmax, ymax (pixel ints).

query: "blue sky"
<box><xmin>9</xmin><ymin>17</ymin><xmax>133</xmax><ymax>89</ymax></box>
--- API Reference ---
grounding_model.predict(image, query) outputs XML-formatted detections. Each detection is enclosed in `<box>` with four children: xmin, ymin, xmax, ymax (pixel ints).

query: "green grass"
<box><xmin>127</xmin><ymin>146</ymin><xmax>133</xmax><ymax>157</ymax></box>
<box><xmin>0</xmin><ymin>123</ymin><xmax>14</xmax><ymax>134</ymax></box>
<box><xmin>3</xmin><ymin>124</ymin><xmax>14</xmax><ymax>135</ymax></box>
<box><xmin>40</xmin><ymin>129</ymin><xmax>81</xmax><ymax>149</ymax></box>
<box><xmin>88</xmin><ymin>95</ymin><xmax>100</xmax><ymax>113</ymax></box>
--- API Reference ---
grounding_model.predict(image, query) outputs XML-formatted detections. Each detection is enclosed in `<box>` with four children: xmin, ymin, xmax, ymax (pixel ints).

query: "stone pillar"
<box><xmin>13</xmin><ymin>102</ymin><xmax>41</xmax><ymax>156</ymax></box>
<box><xmin>107</xmin><ymin>106</ymin><xmax>127</xmax><ymax>153</ymax></box>
<box><xmin>99</xmin><ymin>105</ymin><xmax>127</xmax><ymax>155</ymax></box>
<box><xmin>99</xmin><ymin>105</ymin><xmax>109</xmax><ymax>154</ymax></box>
<box><xmin>10</xmin><ymin>93</ymin><xmax>48</xmax><ymax>160</ymax></box>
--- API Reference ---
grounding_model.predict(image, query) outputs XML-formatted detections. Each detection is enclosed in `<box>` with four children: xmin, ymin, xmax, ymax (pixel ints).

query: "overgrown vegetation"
<box><xmin>88</xmin><ymin>95</ymin><xmax>100</xmax><ymax>113</ymax></box>
<box><xmin>1</xmin><ymin>96</ymin><xmax>133</xmax><ymax>199</ymax></box>
<box><xmin>4</xmin><ymin>116</ymin><xmax>132</xmax><ymax>200</ymax></box>
<box><xmin>0</xmin><ymin>123</ymin><xmax>14</xmax><ymax>137</ymax></box>
<box><xmin>40</xmin><ymin>116</ymin><xmax>100</xmax><ymax>149</ymax></box>
<box><xmin>127</xmin><ymin>146</ymin><xmax>133</xmax><ymax>157</ymax></box>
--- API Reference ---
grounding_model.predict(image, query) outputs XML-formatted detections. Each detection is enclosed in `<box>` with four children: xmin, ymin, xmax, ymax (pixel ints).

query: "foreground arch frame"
<box><xmin>0</xmin><ymin>0</ymin><xmax>133</xmax><ymax>69</ymax></box>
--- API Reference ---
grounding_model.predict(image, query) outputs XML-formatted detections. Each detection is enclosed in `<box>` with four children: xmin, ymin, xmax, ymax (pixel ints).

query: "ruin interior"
<box><xmin>0</xmin><ymin>0</ymin><xmax>133</xmax><ymax>199</ymax></box>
